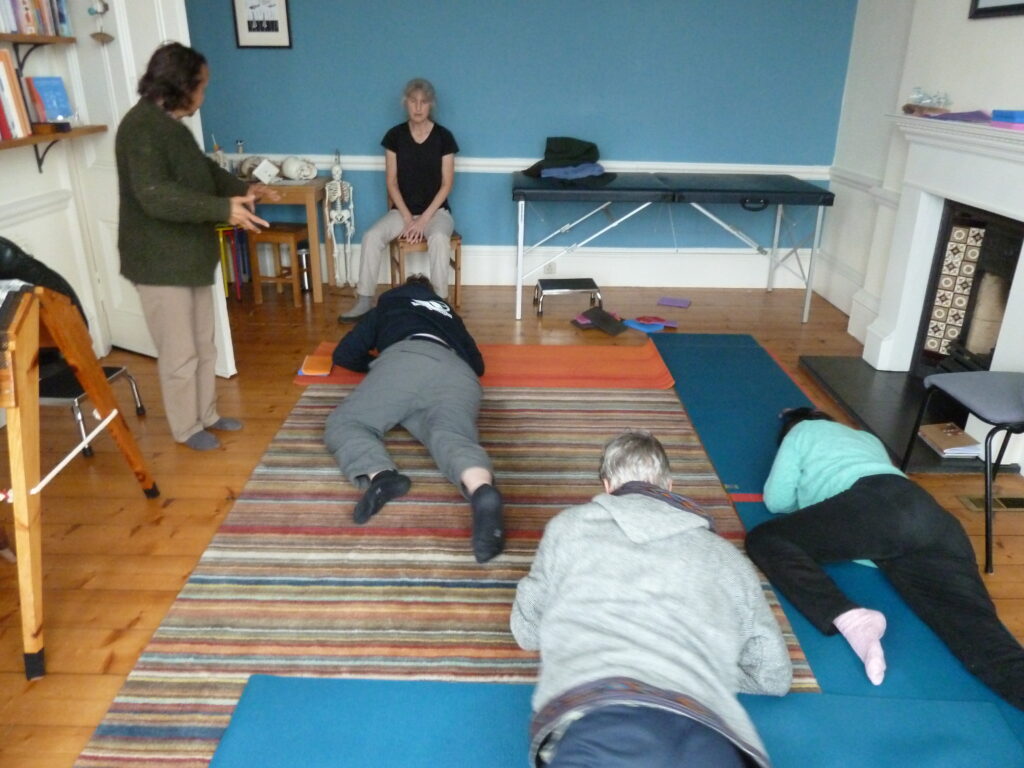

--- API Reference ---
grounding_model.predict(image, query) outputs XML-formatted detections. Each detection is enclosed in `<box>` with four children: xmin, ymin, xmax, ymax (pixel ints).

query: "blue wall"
<box><xmin>184</xmin><ymin>0</ymin><xmax>856</xmax><ymax>249</ymax></box>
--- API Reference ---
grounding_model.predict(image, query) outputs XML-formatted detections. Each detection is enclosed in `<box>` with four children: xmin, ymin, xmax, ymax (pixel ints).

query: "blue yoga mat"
<box><xmin>211</xmin><ymin>675</ymin><xmax>1024</xmax><ymax>767</ymax></box>
<box><xmin>656</xmin><ymin>334</ymin><xmax>1024</xmax><ymax>746</ymax></box>
<box><xmin>651</xmin><ymin>333</ymin><xmax>810</xmax><ymax>494</ymax></box>
<box><xmin>210</xmin><ymin>676</ymin><xmax>535</xmax><ymax>768</ymax></box>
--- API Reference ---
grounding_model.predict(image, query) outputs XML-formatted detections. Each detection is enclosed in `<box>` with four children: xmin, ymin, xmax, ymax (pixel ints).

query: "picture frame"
<box><xmin>233</xmin><ymin>0</ymin><xmax>292</xmax><ymax>48</ymax></box>
<box><xmin>969</xmin><ymin>0</ymin><xmax>1024</xmax><ymax>18</ymax></box>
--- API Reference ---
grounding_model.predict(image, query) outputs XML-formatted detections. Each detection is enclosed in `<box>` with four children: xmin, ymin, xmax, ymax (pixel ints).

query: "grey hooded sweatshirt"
<box><xmin>511</xmin><ymin>491</ymin><xmax>792</xmax><ymax>765</ymax></box>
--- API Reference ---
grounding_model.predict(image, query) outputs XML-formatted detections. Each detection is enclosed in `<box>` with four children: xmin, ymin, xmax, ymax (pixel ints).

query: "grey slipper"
<box><xmin>208</xmin><ymin>417</ymin><xmax>243</xmax><ymax>431</ymax></box>
<box><xmin>184</xmin><ymin>430</ymin><xmax>220</xmax><ymax>451</ymax></box>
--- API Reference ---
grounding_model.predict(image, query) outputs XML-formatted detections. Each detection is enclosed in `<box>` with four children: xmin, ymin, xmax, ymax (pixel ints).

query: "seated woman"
<box><xmin>745</xmin><ymin>406</ymin><xmax>1024</xmax><ymax>710</ymax></box>
<box><xmin>339</xmin><ymin>78</ymin><xmax>458</xmax><ymax>321</ymax></box>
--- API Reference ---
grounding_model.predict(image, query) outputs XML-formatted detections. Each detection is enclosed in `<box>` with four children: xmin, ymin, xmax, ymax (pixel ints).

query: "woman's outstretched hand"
<box><xmin>229</xmin><ymin>194</ymin><xmax>269</xmax><ymax>231</ymax></box>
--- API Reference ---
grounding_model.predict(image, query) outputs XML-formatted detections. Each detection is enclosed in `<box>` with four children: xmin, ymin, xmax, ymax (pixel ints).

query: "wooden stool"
<box><xmin>388</xmin><ymin>231</ymin><xmax>462</xmax><ymax>307</ymax></box>
<box><xmin>246</xmin><ymin>222</ymin><xmax>309</xmax><ymax>307</ymax></box>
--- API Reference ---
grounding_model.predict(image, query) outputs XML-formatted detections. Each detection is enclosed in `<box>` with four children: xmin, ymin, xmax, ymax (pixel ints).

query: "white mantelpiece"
<box><xmin>863</xmin><ymin>116</ymin><xmax>1024</xmax><ymax>468</ymax></box>
<box><xmin>864</xmin><ymin>116</ymin><xmax>1024</xmax><ymax>373</ymax></box>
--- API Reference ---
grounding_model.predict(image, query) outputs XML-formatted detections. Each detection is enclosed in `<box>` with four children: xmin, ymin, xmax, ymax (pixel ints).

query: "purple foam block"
<box><xmin>657</xmin><ymin>296</ymin><xmax>691</xmax><ymax>308</ymax></box>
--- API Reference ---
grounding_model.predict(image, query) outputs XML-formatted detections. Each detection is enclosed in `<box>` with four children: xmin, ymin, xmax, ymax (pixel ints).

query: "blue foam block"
<box><xmin>210</xmin><ymin>676</ymin><xmax>535</xmax><ymax>768</ymax></box>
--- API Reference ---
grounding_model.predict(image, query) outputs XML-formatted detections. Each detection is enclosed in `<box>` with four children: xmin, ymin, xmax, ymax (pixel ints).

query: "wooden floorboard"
<box><xmin>0</xmin><ymin>283</ymin><xmax>1021</xmax><ymax>766</ymax></box>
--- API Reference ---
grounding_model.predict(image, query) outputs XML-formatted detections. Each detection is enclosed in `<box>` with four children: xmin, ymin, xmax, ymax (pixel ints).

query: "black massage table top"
<box><xmin>511</xmin><ymin>171</ymin><xmax>673</xmax><ymax>203</ymax></box>
<box><xmin>512</xmin><ymin>171</ymin><xmax>834</xmax><ymax>208</ymax></box>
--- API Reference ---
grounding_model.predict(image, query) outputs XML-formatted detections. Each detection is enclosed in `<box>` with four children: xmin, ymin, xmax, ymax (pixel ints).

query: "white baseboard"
<box><xmin>355</xmin><ymin>244</ymin><xmax>814</xmax><ymax>289</ymax></box>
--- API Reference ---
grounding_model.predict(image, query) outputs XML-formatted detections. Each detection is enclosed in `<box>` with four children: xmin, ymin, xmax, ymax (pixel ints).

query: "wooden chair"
<box><xmin>388</xmin><ymin>230</ymin><xmax>462</xmax><ymax>307</ymax></box>
<box><xmin>246</xmin><ymin>222</ymin><xmax>309</xmax><ymax>307</ymax></box>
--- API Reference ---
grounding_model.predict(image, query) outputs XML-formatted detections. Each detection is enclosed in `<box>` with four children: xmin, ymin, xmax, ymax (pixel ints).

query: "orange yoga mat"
<box><xmin>294</xmin><ymin>339</ymin><xmax>674</xmax><ymax>389</ymax></box>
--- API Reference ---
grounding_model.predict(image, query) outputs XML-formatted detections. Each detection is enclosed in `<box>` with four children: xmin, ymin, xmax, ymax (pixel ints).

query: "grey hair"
<box><xmin>403</xmin><ymin>78</ymin><xmax>436</xmax><ymax>104</ymax></box>
<box><xmin>599</xmin><ymin>430</ymin><xmax>672</xmax><ymax>491</ymax></box>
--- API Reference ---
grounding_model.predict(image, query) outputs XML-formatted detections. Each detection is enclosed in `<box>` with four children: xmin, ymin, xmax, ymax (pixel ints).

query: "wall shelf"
<box><xmin>0</xmin><ymin>125</ymin><xmax>107</xmax><ymax>172</ymax></box>
<box><xmin>0</xmin><ymin>34</ymin><xmax>107</xmax><ymax>171</ymax></box>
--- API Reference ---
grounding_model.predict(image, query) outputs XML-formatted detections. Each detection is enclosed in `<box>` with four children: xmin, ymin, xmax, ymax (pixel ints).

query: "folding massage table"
<box><xmin>511</xmin><ymin>171</ymin><xmax>835</xmax><ymax>322</ymax></box>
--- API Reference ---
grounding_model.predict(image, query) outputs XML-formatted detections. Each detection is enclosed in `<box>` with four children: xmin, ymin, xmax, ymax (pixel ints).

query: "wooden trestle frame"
<box><xmin>1</xmin><ymin>286</ymin><xmax>159</xmax><ymax>679</ymax></box>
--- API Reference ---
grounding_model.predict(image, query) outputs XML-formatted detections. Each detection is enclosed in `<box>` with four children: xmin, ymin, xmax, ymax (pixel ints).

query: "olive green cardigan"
<box><xmin>115</xmin><ymin>99</ymin><xmax>249</xmax><ymax>286</ymax></box>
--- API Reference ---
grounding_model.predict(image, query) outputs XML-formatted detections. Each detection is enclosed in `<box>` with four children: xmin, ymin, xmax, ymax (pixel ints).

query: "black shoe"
<box><xmin>353</xmin><ymin>470</ymin><xmax>411</xmax><ymax>524</ymax></box>
<box><xmin>470</xmin><ymin>484</ymin><xmax>505</xmax><ymax>563</ymax></box>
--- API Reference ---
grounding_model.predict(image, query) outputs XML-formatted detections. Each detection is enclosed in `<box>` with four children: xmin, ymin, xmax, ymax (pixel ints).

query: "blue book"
<box><xmin>992</xmin><ymin>109</ymin><xmax>1024</xmax><ymax>123</ymax></box>
<box><xmin>29</xmin><ymin>76</ymin><xmax>73</xmax><ymax>122</ymax></box>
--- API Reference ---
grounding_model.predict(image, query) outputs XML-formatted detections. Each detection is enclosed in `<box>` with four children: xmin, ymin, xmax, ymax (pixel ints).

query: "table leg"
<box><xmin>802</xmin><ymin>205</ymin><xmax>826</xmax><ymax>324</ymax></box>
<box><xmin>305</xmin><ymin>191</ymin><xmax>324</xmax><ymax>303</ymax></box>
<box><xmin>516</xmin><ymin>200</ymin><xmax>525</xmax><ymax>321</ymax></box>
<box><xmin>767</xmin><ymin>204</ymin><xmax>784</xmax><ymax>292</ymax></box>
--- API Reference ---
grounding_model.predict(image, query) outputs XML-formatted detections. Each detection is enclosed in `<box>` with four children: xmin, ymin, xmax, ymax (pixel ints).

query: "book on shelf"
<box><xmin>25</xmin><ymin>75</ymin><xmax>72</xmax><ymax>121</ymax></box>
<box><xmin>50</xmin><ymin>0</ymin><xmax>70</xmax><ymax>35</ymax></box>
<box><xmin>0</xmin><ymin>97</ymin><xmax>11</xmax><ymax>140</ymax></box>
<box><xmin>0</xmin><ymin>49</ymin><xmax>29</xmax><ymax>138</ymax></box>
<box><xmin>917</xmin><ymin>422</ymin><xmax>983</xmax><ymax>459</ymax></box>
<box><xmin>0</xmin><ymin>0</ymin><xmax>15</xmax><ymax>33</ymax></box>
<box><xmin>12</xmin><ymin>0</ymin><xmax>37</xmax><ymax>34</ymax></box>
<box><xmin>32</xmin><ymin>0</ymin><xmax>53</xmax><ymax>35</ymax></box>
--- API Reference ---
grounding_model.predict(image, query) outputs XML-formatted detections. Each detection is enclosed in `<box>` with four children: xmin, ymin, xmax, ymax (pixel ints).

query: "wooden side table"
<box><xmin>264</xmin><ymin>177</ymin><xmax>329</xmax><ymax>303</ymax></box>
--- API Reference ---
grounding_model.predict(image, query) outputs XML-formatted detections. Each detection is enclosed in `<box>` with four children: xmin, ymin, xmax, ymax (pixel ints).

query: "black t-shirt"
<box><xmin>381</xmin><ymin>122</ymin><xmax>459</xmax><ymax>215</ymax></box>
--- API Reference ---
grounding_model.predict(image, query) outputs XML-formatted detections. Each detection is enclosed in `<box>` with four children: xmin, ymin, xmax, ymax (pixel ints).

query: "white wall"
<box><xmin>819</xmin><ymin>0</ymin><xmax>1024</xmax><ymax>341</ymax></box>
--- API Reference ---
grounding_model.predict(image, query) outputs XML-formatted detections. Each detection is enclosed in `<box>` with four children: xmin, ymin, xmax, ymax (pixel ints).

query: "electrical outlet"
<box><xmin>543</xmin><ymin>261</ymin><xmax>557</xmax><ymax>275</ymax></box>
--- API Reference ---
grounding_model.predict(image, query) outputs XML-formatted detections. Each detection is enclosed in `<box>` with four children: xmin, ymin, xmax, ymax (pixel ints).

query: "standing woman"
<box><xmin>116</xmin><ymin>42</ymin><xmax>270</xmax><ymax>451</ymax></box>
<box><xmin>339</xmin><ymin>78</ymin><xmax>458</xmax><ymax>321</ymax></box>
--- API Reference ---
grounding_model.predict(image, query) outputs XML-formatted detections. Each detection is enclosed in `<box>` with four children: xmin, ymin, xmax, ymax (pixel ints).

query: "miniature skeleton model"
<box><xmin>324</xmin><ymin>150</ymin><xmax>355</xmax><ymax>287</ymax></box>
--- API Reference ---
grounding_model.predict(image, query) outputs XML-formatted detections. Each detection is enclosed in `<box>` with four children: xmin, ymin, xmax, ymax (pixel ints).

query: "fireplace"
<box><xmin>815</xmin><ymin>117</ymin><xmax>1024</xmax><ymax>469</ymax></box>
<box><xmin>910</xmin><ymin>200</ymin><xmax>1023</xmax><ymax>378</ymax></box>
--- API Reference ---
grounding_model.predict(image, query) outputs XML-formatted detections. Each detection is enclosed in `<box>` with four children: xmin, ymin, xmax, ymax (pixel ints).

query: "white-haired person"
<box><xmin>511</xmin><ymin>430</ymin><xmax>792</xmax><ymax>767</ymax></box>
<box><xmin>744</xmin><ymin>406</ymin><xmax>1024</xmax><ymax>710</ymax></box>
<box><xmin>340</xmin><ymin>78</ymin><xmax>458</xmax><ymax>321</ymax></box>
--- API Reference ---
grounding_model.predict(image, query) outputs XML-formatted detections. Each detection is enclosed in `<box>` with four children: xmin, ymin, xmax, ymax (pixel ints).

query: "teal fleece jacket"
<box><xmin>763</xmin><ymin>420</ymin><xmax>905</xmax><ymax>514</ymax></box>
<box><xmin>115</xmin><ymin>99</ymin><xmax>249</xmax><ymax>286</ymax></box>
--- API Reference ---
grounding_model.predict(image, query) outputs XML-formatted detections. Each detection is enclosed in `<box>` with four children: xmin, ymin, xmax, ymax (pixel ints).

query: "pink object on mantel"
<box><xmin>991</xmin><ymin>121</ymin><xmax>1024</xmax><ymax>131</ymax></box>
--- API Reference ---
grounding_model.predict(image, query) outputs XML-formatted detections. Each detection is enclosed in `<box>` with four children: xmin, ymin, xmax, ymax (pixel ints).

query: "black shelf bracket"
<box><xmin>11</xmin><ymin>41</ymin><xmax>44</xmax><ymax>76</ymax></box>
<box><xmin>31</xmin><ymin>140</ymin><xmax>59</xmax><ymax>173</ymax></box>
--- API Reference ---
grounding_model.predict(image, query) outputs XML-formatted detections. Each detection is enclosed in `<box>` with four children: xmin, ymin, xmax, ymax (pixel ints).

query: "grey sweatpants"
<box><xmin>324</xmin><ymin>339</ymin><xmax>491</xmax><ymax>492</ymax></box>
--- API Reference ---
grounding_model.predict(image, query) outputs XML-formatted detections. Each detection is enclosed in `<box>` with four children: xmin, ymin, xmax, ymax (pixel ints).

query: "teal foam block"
<box><xmin>741</xmin><ymin>692</ymin><xmax>1024</xmax><ymax>767</ymax></box>
<box><xmin>210</xmin><ymin>676</ymin><xmax>535</xmax><ymax>768</ymax></box>
<box><xmin>652</xmin><ymin>334</ymin><xmax>810</xmax><ymax>493</ymax></box>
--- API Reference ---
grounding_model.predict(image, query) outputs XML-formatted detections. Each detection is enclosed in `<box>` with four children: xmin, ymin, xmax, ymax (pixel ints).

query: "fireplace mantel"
<box><xmin>892</xmin><ymin>115</ymin><xmax>1024</xmax><ymax>166</ymax></box>
<box><xmin>864</xmin><ymin>115</ymin><xmax>1024</xmax><ymax>372</ymax></box>
<box><xmin>861</xmin><ymin>114</ymin><xmax>1024</xmax><ymax>465</ymax></box>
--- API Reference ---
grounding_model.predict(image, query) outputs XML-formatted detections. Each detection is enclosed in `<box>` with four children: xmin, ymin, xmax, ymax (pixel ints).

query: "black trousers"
<box><xmin>745</xmin><ymin>474</ymin><xmax>1024</xmax><ymax>710</ymax></box>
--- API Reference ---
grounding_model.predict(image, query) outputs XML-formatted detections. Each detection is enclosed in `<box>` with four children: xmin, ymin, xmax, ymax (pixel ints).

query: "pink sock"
<box><xmin>833</xmin><ymin>607</ymin><xmax>887</xmax><ymax>685</ymax></box>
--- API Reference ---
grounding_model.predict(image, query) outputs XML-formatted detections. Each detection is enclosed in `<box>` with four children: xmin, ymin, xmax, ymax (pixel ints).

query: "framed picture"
<box><xmin>969</xmin><ymin>0</ymin><xmax>1024</xmax><ymax>18</ymax></box>
<box><xmin>233</xmin><ymin>0</ymin><xmax>292</xmax><ymax>48</ymax></box>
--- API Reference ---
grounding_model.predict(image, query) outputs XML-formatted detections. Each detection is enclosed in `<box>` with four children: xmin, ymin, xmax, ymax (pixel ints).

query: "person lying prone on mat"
<box><xmin>323</xmin><ymin>274</ymin><xmax>504</xmax><ymax>563</ymax></box>
<box><xmin>511</xmin><ymin>430</ymin><xmax>792</xmax><ymax>768</ymax></box>
<box><xmin>744</xmin><ymin>406</ymin><xmax>1024</xmax><ymax>710</ymax></box>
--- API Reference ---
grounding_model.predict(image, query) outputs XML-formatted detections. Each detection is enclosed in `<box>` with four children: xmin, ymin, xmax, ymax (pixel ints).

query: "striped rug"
<box><xmin>75</xmin><ymin>385</ymin><xmax>816</xmax><ymax>767</ymax></box>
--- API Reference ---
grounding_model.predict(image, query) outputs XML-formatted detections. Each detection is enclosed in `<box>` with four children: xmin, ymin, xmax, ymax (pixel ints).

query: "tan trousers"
<box><xmin>136</xmin><ymin>284</ymin><xmax>220</xmax><ymax>443</ymax></box>
<box><xmin>357</xmin><ymin>208</ymin><xmax>454</xmax><ymax>299</ymax></box>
